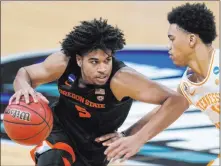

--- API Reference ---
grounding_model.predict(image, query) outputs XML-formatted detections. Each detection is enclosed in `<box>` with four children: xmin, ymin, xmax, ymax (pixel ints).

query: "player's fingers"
<box><xmin>95</xmin><ymin>133</ymin><xmax>118</xmax><ymax>142</ymax></box>
<box><xmin>40</xmin><ymin>96</ymin><xmax>49</xmax><ymax>104</ymax></box>
<box><xmin>9</xmin><ymin>94</ymin><xmax>16</xmax><ymax>105</ymax></box>
<box><xmin>120</xmin><ymin>152</ymin><xmax>132</xmax><ymax>162</ymax></box>
<box><xmin>102</xmin><ymin>137</ymin><xmax>119</xmax><ymax>146</ymax></box>
<box><xmin>28</xmin><ymin>89</ymin><xmax>38</xmax><ymax>103</ymax></box>
<box><xmin>37</xmin><ymin>93</ymin><xmax>49</xmax><ymax>104</ymax></box>
<box><xmin>111</xmin><ymin>149</ymin><xmax>128</xmax><ymax>162</ymax></box>
<box><xmin>15</xmin><ymin>91</ymin><xmax>22</xmax><ymax>104</ymax></box>
<box><xmin>104</xmin><ymin>141</ymin><xmax>121</xmax><ymax>155</ymax></box>
<box><xmin>106</xmin><ymin>145</ymin><xmax>124</xmax><ymax>161</ymax></box>
<box><xmin>23</xmin><ymin>90</ymin><xmax>30</xmax><ymax>104</ymax></box>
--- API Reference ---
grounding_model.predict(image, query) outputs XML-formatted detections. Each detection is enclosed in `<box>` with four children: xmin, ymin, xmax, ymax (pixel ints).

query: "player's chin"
<box><xmin>94</xmin><ymin>77</ymin><xmax>109</xmax><ymax>85</ymax></box>
<box><xmin>172</xmin><ymin>60</ymin><xmax>184</xmax><ymax>67</ymax></box>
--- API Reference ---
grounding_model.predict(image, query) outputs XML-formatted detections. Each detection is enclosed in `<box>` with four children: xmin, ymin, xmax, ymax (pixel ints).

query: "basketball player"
<box><xmin>96</xmin><ymin>3</ymin><xmax>220</xmax><ymax>165</ymax></box>
<box><xmin>167</xmin><ymin>3</ymin><xmax>219</xmax><ymax>166</ymax></box>
<box><xmin>9</xmin><ymin>18</ymin><xmax>188</xmax><ymax>166</ymax></box>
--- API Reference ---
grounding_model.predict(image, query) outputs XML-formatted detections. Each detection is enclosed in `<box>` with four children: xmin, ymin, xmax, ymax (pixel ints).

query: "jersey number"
<box><xmin>75</xmin><ymin>105</ymin><xmax>91</xmax><ymax>118</ymax></box>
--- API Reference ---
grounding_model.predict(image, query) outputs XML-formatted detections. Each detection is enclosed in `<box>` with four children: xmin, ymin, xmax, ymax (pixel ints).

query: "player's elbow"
<box><xmin>14</xmin><ymin>67</ymin><xmax>27</xmax><ymax>83</ymax></box>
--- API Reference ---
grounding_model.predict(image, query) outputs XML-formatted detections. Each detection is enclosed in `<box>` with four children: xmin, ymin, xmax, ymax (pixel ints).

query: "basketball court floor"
<box><xmin>1</xmin><ymin>138</ymin><xmax>162</xmax><ymax>166</ymax></box>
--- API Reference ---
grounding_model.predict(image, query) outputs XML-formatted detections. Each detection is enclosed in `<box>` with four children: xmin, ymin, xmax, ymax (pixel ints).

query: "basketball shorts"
<box><xmin>30</xmin><ymin>110</ymin><xmax>109</xmax><ymax>166</ymax></box>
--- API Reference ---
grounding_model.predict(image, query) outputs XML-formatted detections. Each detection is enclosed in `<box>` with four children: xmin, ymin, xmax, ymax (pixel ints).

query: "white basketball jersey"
<box><xmin>180</xmin><ymin>49</ymin><xmax>220</xmax><ymax>129</ymax></box>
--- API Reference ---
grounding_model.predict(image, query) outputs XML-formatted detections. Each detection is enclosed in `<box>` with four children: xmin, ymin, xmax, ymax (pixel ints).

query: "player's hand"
<box><xmin>95</xmin><ymin>132</ymin><xmax>125</xmax><ymax>146</ymax></box>
<box><xmin>9</xmin><ymin>87</ymin><xmax>49</xmax><ymax>105</ymax></box>
<box><xmin>104</xmin><ymin>135</ymin><xmax>143</xmax><ymax>163</ymax></box>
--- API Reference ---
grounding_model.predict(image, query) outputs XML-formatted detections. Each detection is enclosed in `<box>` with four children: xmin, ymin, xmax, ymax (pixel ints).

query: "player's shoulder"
<box><xmin>48</xmin><ymin>51</ymin><xmax>70</xmax><ymax>62</ymax></box>
<box><xmin>110</xmin><ymin>65</ymin><xmax>151</xmax><ymax>92</ymax></box>
<box><xmin>44</xmin><ymin>51</ymin><xmax>70</xmax><ymax>68</ymax></box>
<box><xmin>111</xmin><ymin>66</ymin><xmax>141</xmax><ymax>82</ymax></box>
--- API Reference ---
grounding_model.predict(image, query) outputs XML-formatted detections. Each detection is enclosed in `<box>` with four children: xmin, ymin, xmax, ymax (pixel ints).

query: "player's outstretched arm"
<box><xmin>104</xmin><ymin>67</ymin><xmax>189</xmax><ymax>162</ymax></box>
<box><xmin>111</xmin><ymin>67</ymin><xmax>189</xmax><ymax>140</ymax></box>
<box><xmin>121</xmin><ymin>105</ymin><xmax>161</xmax><ymax>137</ymax></box>
<box><xmin>97</xmin><ymin>84</ymin><xmax>191</xmax><ymax>143</ymax></box>
<box><xmin>95</xmin><ymin>105</ymin><xmax>160</xmax><ymax>145</ymax></box>
<box><xmin>9</xmin><ymin>52</ymin><xmax>69</xmax><ymax>104</ymax></box>
<box><xmin>122</xmin><ymin>83</ymin><xmax>191</xmax><ymax>136</ymax></box>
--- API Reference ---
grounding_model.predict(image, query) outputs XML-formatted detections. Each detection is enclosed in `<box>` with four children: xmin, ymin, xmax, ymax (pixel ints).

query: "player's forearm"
<box><xmin>122</xmin><ymin>106</ymin><xmax>160</xmax><ymax>136</ymax></box>
<box><xmin>13</xmin><ymin>67</ymin><xmax>32</xmax><ymax>92</ymax></box>
<box><xmin>135</xmin><ymin>95</ymin><xmax>189</xmax><ymax>144</ymax></box>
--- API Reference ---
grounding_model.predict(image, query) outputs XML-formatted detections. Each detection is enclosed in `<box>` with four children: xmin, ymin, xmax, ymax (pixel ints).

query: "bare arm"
<box><xmin>122</xmin><ymin>84</ymin><xmax>191</xmax><ymax>137</ymax></box>
<box><xmin>103</xmin><ymin>70</ymin><xmax>189</xmax><ymax>161</ymax></box>
<box><xmin>10</xmin><ymin>52</ymin><xmax>69</xmax><ymax>104</ymax></box>
<box><xmin>96</xmin><ymin>71</ymin><xmax>189</xmax><ymax>144</ymax></box>
<box><xmin>110</xmin><ymin>67</ymin><xmax>189</xmax><ymax>143</ymax></box>
<box><xmin>122</xmin><ymin>106</ymin><xmax>160</xmax><ymax>136</ymax></box>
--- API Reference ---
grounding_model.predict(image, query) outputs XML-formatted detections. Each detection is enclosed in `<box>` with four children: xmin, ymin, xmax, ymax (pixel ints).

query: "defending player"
<box><xmin>99</xmin><ymin>3</ymin><xmax>219</xmax><ymax>165</ymax></box>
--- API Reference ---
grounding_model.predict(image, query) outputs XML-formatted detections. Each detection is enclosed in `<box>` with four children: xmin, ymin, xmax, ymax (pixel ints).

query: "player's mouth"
<box><xmin>169</xmin><ymin>53</ymin><xmax>174</xmax><ymax>59</ymax></box>
<box><xmin>96</xmin><ymin>76</ymin><xmax>108</xmax><ymax>83</ymax></box>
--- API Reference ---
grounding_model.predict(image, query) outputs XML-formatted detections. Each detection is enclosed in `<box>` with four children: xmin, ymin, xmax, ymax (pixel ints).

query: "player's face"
<box><xmin>77</xmin><ymin>49</ymin><xmax>113</xmax><ymax>86</ymax></box>
<box><xmin>167</xmin><ymin>24</ymin><xmax>194</xmax><ymax>66</ymax></box>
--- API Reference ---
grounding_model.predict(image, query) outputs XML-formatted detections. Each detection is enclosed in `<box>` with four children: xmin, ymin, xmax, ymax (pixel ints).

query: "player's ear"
<box><xmin>189</xmin><ymin>34</ymin><xmax>197</xmax><ymax>48</ymax></box>
<box><xmin>76</xmin><ymin>55</ymin><xmax>82</xmax><ymax>67</ymax></box>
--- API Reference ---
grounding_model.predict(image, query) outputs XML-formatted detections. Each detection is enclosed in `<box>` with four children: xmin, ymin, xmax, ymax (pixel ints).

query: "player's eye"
<box><xmin>105</xmin><ymin>58</ymin><xmax>111</xmax><ymax>64</ymax></box>
<box><xmin>90</xmin><ymin>60</ymin><xmax>98</xmax><ymax>64</ymax></box>
<box><xmin>170</xmin><ymin>37</ymin><xmax>175</xmax><ymax>42</ymax></box>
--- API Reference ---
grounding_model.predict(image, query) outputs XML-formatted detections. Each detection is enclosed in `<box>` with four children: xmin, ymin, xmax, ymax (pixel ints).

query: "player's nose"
<box><xmin>97</xmin><ymin>64</ymin><xmax>107</xmax><ymax>73</ymax></box>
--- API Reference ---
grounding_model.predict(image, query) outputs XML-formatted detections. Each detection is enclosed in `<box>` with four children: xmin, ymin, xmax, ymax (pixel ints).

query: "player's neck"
<box><xmin>187</xmin><ymin>44</ymin><xmax>214</xmax><ymax>78</ymax></box>
<box><xmin>78</xmin><ymin>76</ymin><xmax>95</xmax><ymax>88</ymax></box>
<box><xmin>78</xmin><ymin>77</ymin><xmax>88</xmax><ymax>88</ymax></box>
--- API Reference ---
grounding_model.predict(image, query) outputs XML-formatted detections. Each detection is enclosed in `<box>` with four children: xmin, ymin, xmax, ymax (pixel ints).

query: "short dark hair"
<box><xmin>61</xmin><ymin>18</ymin><xmax>126</xmax><ymax>57</ymax></box>
<box><xmin>167</xmin><ymin>3</ymin><xmax>217</xmax><ymax>44</ymax></box>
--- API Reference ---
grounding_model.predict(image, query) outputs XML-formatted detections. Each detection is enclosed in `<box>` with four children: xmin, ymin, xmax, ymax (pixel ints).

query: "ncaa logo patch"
<box><xmin>68</xmin><ymin>74</ymin><xmax>76</xmax><ymax>82</ymax></box>
<box><xmin>213</xmin><ymin>66</ymin><xmax>219</xmax><ymax>75</ymax></box>
<box><xmin>65</xmin><ymin>74</ymin><xmax>76</xmax><ymax>87</ymax></box>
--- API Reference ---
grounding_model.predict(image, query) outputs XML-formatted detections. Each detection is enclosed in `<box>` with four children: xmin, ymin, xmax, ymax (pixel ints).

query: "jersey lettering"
<box><xmin>211</xmin><ymin>103</ymin><xmax>220</xmax><ymax>114</ymax></box>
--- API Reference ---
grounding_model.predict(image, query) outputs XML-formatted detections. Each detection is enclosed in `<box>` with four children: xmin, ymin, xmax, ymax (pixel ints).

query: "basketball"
<box><xmin>3</xmin><ymin>96</ymin><xmax>53</xmax><ymax>146</ymax></box>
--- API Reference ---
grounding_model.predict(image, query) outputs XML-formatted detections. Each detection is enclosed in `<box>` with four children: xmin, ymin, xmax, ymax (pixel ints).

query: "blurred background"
<box><xmin>1</xmin><ymin>1</ymin><xmax>219</xmax><ymax>55</ymax></box>
<box><xmin>1</xmin><ymin>1</ymin><xmax>219</xmax><ymax>166</ymax></box>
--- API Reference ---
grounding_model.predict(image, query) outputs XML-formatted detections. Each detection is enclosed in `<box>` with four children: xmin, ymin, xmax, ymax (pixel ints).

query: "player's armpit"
<box><xmin>22</xmin><ymin>52</ymin><xmax>69</xmax><ymax>88</ymax></box>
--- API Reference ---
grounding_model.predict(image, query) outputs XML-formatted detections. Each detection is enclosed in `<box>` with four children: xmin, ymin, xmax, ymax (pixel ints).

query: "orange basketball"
<box><xmin>3</xmin><ymin>96</ymin><xmax>53</xmax><ymax>146</ymax></box>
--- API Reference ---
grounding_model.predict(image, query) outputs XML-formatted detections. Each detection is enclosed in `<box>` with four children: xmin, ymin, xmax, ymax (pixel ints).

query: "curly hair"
<box><xmin>61</xmin><ymin>18</ymin><xmax>126</xmax><ymax>57</ymax></box>
<box><xmin>167</xmin><ymin>3</ymin><xmax>217</xmax><ymax>44</ymax></box>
